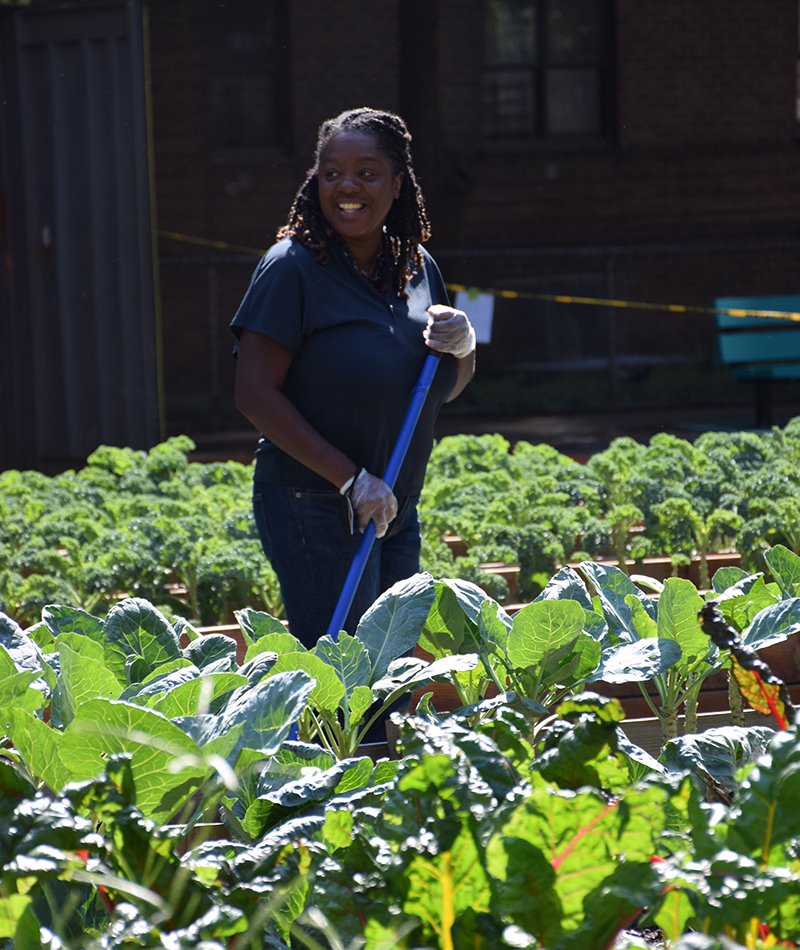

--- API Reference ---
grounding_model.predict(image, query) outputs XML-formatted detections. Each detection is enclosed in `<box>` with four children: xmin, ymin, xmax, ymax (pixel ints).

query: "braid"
<box><xmin>277</xmin><ymin>108</ymin><xmax>431</xmax><ymax>297</ymax></box>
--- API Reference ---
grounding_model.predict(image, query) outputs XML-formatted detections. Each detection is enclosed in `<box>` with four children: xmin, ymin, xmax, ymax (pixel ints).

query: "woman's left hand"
<box><xmin>424</xmin><ymin>305</ymin><xmax>476</xmax><ymax>359</ymax></box>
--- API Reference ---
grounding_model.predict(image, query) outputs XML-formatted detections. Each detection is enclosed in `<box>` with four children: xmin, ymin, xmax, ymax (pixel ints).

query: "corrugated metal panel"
<box><xmin>13</xmin><ymin>0</ymin><xmax>159</xmax><ymax>468</ymax></box>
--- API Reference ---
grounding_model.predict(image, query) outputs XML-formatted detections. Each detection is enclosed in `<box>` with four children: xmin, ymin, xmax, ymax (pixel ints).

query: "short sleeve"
<box><xmin>230</xmin><ymin>240</ymin><xmax>306</xmax><ymax>356</ymax></box>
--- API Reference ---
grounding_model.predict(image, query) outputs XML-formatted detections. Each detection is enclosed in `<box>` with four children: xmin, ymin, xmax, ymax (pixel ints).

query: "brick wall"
<box><xmin>147</xmin><ymin>0</ymin><xmax>800</xmax><ymax>428</ymax></box>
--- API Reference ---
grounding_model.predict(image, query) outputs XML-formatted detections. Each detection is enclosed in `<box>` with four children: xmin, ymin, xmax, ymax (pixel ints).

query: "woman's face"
<box><xmin>316</xmin><ymin>131</ymin><xmax>403</xmax><ymax>255</ymax></box>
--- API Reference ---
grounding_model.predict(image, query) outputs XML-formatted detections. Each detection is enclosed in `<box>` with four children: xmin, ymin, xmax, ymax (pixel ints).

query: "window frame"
<box><xmin>205</xmin><ymin>0</ymin><xmax>291</xmax><ymax>161</ymax></box>
<box><xmin>481</xmin><ymin>0</ymin><xmax>616</xmax><ymax>149</ymax></box>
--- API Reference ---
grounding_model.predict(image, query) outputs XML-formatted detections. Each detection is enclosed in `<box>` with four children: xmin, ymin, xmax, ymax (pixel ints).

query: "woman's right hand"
<box><xmin>349</xmin><ymin>469</ymin><xmax>397</xmax><ymax>538</ymax></box>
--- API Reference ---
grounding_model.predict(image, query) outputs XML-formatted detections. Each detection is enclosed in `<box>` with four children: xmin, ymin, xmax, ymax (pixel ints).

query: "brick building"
<box><xmin>152</xmin><ymin>0</ymin><xmax>800</xmax><ymax>433</ymax></box>
<box><xmin>2</xmin><ymin>0</ymin><xmax>800</xmax><ymax>469</ymax></box>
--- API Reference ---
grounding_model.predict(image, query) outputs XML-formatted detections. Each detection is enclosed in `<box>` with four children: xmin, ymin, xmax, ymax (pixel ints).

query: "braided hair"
<box><xmin>277</xmin><ymin>108</ymin><xmax>431</xmax><ymax>297</ymax></box>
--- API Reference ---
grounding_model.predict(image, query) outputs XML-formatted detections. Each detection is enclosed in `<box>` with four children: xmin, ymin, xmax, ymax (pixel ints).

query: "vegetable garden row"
<box><xmin>3</xmin><ymin>424</ymin><xmax>800</xmax><ymax>947</ymax></box>
<box><xmin>2</xmin><ymin>557</ymin><xmax>800</xmax><ymax>948</ymax></box>
<box><xmin>5</xmin><ymin>419</ymin><xmax>800</xmax><ymax>627</ymax></box>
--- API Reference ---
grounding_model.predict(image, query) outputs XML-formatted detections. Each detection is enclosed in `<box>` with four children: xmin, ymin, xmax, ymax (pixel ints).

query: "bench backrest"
<box><xmin>715</xmin><ymin>295</ymin><xmax>800</xmax><ymax>372</ymax></box>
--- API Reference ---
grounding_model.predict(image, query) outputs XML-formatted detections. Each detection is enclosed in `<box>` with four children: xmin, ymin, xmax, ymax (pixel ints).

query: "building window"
<box><xmin>207</xmin><ymin>0</ymin><xmax>288</xmax><ymax>150</ymax></box>
<box><xmin>482</xmin><ymin>0</ymin><xmax>613</xmax><ymax>141</ymax></box>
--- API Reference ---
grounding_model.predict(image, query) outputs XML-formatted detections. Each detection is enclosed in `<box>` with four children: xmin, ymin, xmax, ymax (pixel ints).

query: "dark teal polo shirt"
<box><xmin>231</xmin><ymin>236</ymin><xmax>457</xmax><ymax>495</ymax></box>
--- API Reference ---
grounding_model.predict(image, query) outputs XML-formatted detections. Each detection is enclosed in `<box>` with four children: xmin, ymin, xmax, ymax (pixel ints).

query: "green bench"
<box><xmin>715</xmin><ymin>295</ymin><xmax>800</xmax><ymax>427</ymax></box>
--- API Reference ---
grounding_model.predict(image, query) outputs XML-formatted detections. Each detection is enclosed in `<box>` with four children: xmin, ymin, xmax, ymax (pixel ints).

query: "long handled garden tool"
<box><xmin>324</xmin><ymin>351</ymin><xmax>441</xmax><ymax>641</ymax></box>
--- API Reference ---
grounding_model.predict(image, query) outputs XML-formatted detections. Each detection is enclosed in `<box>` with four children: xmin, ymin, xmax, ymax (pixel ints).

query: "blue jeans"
<box><xmin>253</xmin><ymin>482</ymin><xmax>422</xmax><ymax>650</ymax></box>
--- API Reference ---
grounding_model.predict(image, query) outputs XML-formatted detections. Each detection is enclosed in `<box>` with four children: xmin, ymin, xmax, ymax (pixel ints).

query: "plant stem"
<box><xmin>684</xmin><ymin>682</ymin><xmax>700</xmax><ymax>735</ymax></box>
<box><xmin>728</xmin><ymin>669</ymin><xmax>745</xmax><ymax>727</ymax></box>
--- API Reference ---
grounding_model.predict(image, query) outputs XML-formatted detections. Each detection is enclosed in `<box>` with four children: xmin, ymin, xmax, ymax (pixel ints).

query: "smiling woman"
<box><xmin>230</xmin><ymin>108</ymin><xmax>476</xmax><ymax>652</ymax></box>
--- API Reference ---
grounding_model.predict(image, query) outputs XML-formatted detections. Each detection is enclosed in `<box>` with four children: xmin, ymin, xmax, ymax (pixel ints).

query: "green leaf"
<box><xmin>403</xmin><ymin>825</ymin><xmax>491</xmax><ymax>947</ymax></box>
<box><xmin>590</xmin><ymin>638</ymin><xmax>682</xmax><ymax>684</ymax></box>
<box><xmin>268</xmin><ymin>651</ymin><xmax>345</xmax><ymax>714</ymax></box>
<box><xmin>627</xmin><ymin>596</ymin><xmax>659</xmax><ymax>639</ymax></box>
<box><xmin>5</xmin><ymin>709</ymin><xmax>71</xmax><ymax>792</ymax></box>
<box><xmin>314</xmin><ymin>631</ymin><xmax>371</xmax><ymax>717</ymax></box>
<box><xmin>711</xmin><ymin>566</ymin><xmax>751</xmax><ymax>594</ymax></box>
<box><xmin>418</xmin><ymin>582</ymin><xmax>466</xmax><ymax>660</ymax></box>
<box><xmin>349</xmin><ymin>684</ymin><xmax>374</xmax><ymax>725</ymax></box>
<box><xmin>183</xmin><ymin>632</ymin><xmax>238</xmax><ymax>671</ymax></box>
<box><xmin>189</xmin><ymin>669</ymin><xmax>314</xmax><ymax>764</ymax></box>
<box><xmin>576</xmin><ymin>561</ymin><xmax>657</xmax><ymax>643</ymax></box>
<box><xmin>357</xmin><ymin>572</ymin><xmax>436</xmax><ymax>683</ymax></box>
<box><xmin>0</xmin><ymin>616</ymin><xmax>42</xmax><ymax>676</ymax></box>
<box><xmin>54</xmin><ymin>631</ymin><xmax>123</xmax><ymax>719</ymax></box>
<box><xmin>243</xmin><ymin>631</ymin><xmax>305</xmax><ymax>663</ymax></box>
<box><xmin>534</xmin><ymin>566</ymin><xmax>595</xmax><ymax>609</ymax></box>
<box><xmin>150</xmin><ymin>672</ymin><xmax>247</xmax><ymax>718</ymax></box>
<box><xmin>60</xmin><ymin>698</ymin><xmax>208</xmax><ymax>821</ymax></box>
<box><xmin>656</xmin><ymin>578</ymin><xmax>709</xmax><ymax>673</ymax></box>
<box><xmin>372</xmin><ymin>654</ymin><xmax>480</xmax><ymax>696</ymax></box>
<box><xmin>507</xmin><ymin>600</ymin><xmax>586</xmax><ymax>669</ymax></box>
<box><xmin>0</xmin><ymin>894</ymin><xmax>32</xmax><ymax>941</ymax></box>
<box><xmin>741</xmin><ymin>597</ymin><xmax>800</xmax><ymax>650</ymax></box>
<box><xmin>103</xmin><ymin>598</ymin><xmax>182</xmax><ymax>686</ymax></box>
<box><xmin>42</xmin><ymin>603</ymin><xmax>105</xmax><ymax>643</ymax></box>
<box><xmin>235</xmin><ymin>607</ymin><xmax>287</xmax><ymax>640</ymax></box>
<box><xmin>660</xmin><ymin>726</ymin><xmax>774</xmax><ymax>800</ymax></box>
<box><xmin>0</xmin><ymin>668</ymin><xmax>44</xmax><ymax>714</ymax></box>
<box><xmin>764</xmin><ymin>544</ymin><xmax>800</xmax><ymax>598</ymax></box>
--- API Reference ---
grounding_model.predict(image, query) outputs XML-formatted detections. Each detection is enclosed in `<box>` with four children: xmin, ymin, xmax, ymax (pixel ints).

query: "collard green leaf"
<box><xmin>0</xmin><ymin>615</ymin><xmax>42</xmax><ymax>676</ymax></box>
<box><xmin>243</xmin><ymin>756</ymin><xmax>369</xmax><ymax>838</ymax></box>
<box><xmin>0</xmin><ymin>668</ymin><xmax>44</xmax><ymax>714</ymax></box>
<box><xmin>660</xmin><ymin>726</ymin><xmax>773</xmax><ymax>799</ymax></box>
<box><xmin>576</xmin><ymin>561</ymin><xmax>657</xmax><ymax>642</ymax></box>
<box><xmin>656</xmin><ymin>578</ymin><xmax>710</xmax><ymax>672</ymax></box>
<box><xmin>534</xmin><ymin>566</ymin><xmax>594</xmax><ymax>609</ymax></box>
<box><xmin>764</xmin><ymin>544</ymin><xmax>800</xmax><ymax>599</ymax></box>
<box><xmin>478</xmin><ymin>599</ymin><xmax>511</xmax><ymax>658</ymax></box>
<box><xmin>348</xmin><ymin>684</ymin><xmax>373</xmax><ymax>725</ymax></box>
<box><xmin>267</xmin><ymin>651</ymin><xmax>344</xmax><ymax>714</ymax></box>
<box><xmin>418</xmin><ymin>582</ymin><xmax>466</xmax><ymax>660</ymax></box>
<box><xmin>120</xmin><ymin>663</ymin><xmax>199</xmax><ymax>705</ymax></box>
<box><xmin>507</xmin><ymin>600</ymin><xmax>586</xmax><ymax>670</ymax></box>
<box><xmin>183</xmin><ymin>632</ymin><xmax>238</xmax><ymax>671</ymax></box>
<box><xmin>41</xmin><ymin>604</ymin><xmax>105</xmax><ymax>643</ymax></box>
<box><xmin>372</xmin><ymin>654</ymin><xmax>480</xmax><ymax>697</ymax></box>
<box><xmin>244</xmin><ymin>632</ymin><xmax>305</xmax><ymax>664</ymax></box>
<box><xmin>103</xmin><ymin>598</ymin><xmax>182</xmax><ymax>686</ymax></box>
<box><xmin>51</xmin><ymin>632</ymin><xmax>123</xmax><ymax>728</ymax></box>
<box><xmin>442</xmin><ymin>576</ymin><xmax>505</xmax><ymax>625</ymax></box>
<box><xmin>716</xmin><ymin>575</ymin><xmax>779</xmax><ymax>632</ymax></box>
<box><xmin>741</xmin><ymin>597</ymin><xmax>800</xmax><ymax>650</ymax></box>
<box><xmin>5</xmin><ymin>709</ymin><xmax>70</xmax><ymax>792</ymax></box>
<box><xmin>357</xmin><ymin>572</ymin><xmax>436</xmax><ymax>683</ymax></box>
<box><xmin>590</xmin><ymin>638</ymin><xmax>682</xmax><ymax>684</ymax></box>
<box><xmin>150</xmin><ymin>672</ymin><xmax>247</xmax><ymax>718</ymax></box>
<box><xmin>23</xmin><ymin>621</ymin><xmax>55</xmax><ymax>654</ymax></box>
<box><xmin>205</xmin><ymin>670</ymin><xmax>313</xmax><ymax>764</ymax></box>
<box><xmin>235</xmin><ymin>607</ymin><xmax>287</xmax><ymax>641</ymax></box>
<box><xmin>711</xmin><ymin>567</ymin><xmax>753</xmax><ymax>595</ymax></box>
<box><xmin>60</xmin><ymin>698</ymin><xmax>208</xmax><ymax>821</ymax></box>
<box><xmin>314</xmin><ymin>631</ymin><xmax>371</xmax><ymax>717</ymax></box>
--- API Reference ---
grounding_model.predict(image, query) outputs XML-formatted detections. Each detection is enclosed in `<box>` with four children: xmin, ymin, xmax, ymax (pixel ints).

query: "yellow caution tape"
<box><xmin>158</xmin><ymin>230</ymin><xmax>800</xmax><ymax>323</ymax></box>
<box><xmin>446</xmin><ymin>283</ymin><xmax>800</xmax><ymax>323</ymax></box>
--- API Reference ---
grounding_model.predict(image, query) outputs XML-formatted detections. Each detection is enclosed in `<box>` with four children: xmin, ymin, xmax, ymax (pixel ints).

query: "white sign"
<box><xmin>454</xmin><ymin>291</ymin><xmax>494</xmax><ymax>344</ymax></box>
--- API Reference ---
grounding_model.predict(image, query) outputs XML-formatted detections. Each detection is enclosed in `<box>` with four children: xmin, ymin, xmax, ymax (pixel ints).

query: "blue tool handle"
<box><xmin>324</xmin><ymin>352</ymin><xmax>441</xmax><ymax>641</ymax></box>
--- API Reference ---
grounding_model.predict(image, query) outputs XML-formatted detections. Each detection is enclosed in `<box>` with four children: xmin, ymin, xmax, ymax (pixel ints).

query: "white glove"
<box><xmin>424</xmin><ymin>305</ymin><xmax>476</xmax><ymax>359</ymax></box>
<box><xmin>343</xmin><ymin>468</ymin><xmax>397</xmax><ymax>538</ymax></box>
